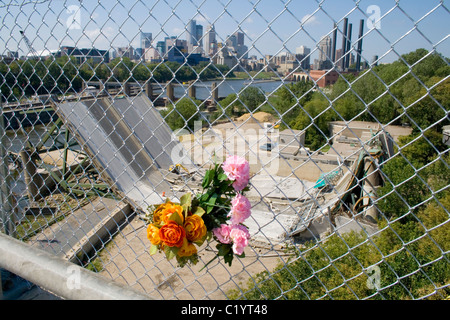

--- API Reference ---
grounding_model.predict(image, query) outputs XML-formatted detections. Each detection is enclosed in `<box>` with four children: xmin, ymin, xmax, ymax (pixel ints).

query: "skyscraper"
<box><xmin>226</xmin><ymin>31</ymin><xmax>248</xmax><ymax>59</ymax></box>
<box><xmin>318</xmin><ymin>35</ymin><xmax>332</xmax><ymax>70</ymax></box>
<box><xmin>296</xmin><ymin>45</ymin><xmax>311</xmax><ymax>70</ymax></box>
<box><xmin>204</xmin><ymin>25</ymin><xmax>217</xmax><ymax>57</ymax></box>
<box><xmin>196</xmin><ymin>25</ymin><xmax>203</xmax><ymax>47</ymax></box>
<box><xmin>187</xmin><ymin>20</ymin><xmax>197</xmax><ymax>53</ymax></box>
<box><xmin>236</xmin><ymin>31</ymin><xmax>244</xmax><ymax>46</ymax></box>
<box><xmin>141</xmin><ymin>32</ymin><xmax>152</xmax><ymax>50</ymax></box>
<box><xmin>187</xmin><ymin>20</ymin><xmax>203</xmax><ymax>53</ymax></box>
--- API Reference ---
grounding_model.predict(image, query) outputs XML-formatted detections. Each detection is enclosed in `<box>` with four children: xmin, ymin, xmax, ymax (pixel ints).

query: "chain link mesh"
<box><xmin>1</xmin><ymin>0</ymin><xmax>449</xmax><ymax>300</ymax></box>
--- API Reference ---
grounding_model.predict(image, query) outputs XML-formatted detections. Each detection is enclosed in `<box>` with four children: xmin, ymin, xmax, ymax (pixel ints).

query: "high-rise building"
<box><xmin>187</xmin><ymin>20</ymin><xmax>203</xmax><ymax>53</ymax></box>
<box><xmin>318</xmin><ymin>35</ymin><xmax>332</xmax><ymax>70</ymax></box>
<box><xmin>187</xmin><ymin>20</ymin><xmax>197</xmax><ymax>53</ymax></box>
<box><xmin>156</xmin><ymin>41</ymin><xmax>166</xmax><ymax>56</ymax></box>
<box><xmin>164</xmin><ymin>37</ymin><xmax>188</xmax><ymax>63</ymax></box>
<box><xmin>236</xmin><ymin>32</ymin><xmax>244</xmax><ymax>46</ymax></box>
<box><xmin>196</xmin><ymin>25</ymin><xmax>203</xmax><ymax>46</ymax></box>
<box><xmin>144</xmin><ymin>48</ymin><xmax>161</xmax><ymax>63</ymax></box>
<box><xmin>204</xmin><ymin>25</ymin><xmax>217</xmax><ymax>57</ymax></box>
<box><xmin>226</xmin><ymin>34</ymin><xmax>237</xmax><ymax>49</ymax></box>
<box><xmin>296</xmin><ymin>45</ymin><xmax>311</xmax><ymax>70</ymax></box>
<box><xmin>225</xmin><ymin>31</ymin><xmax>248</xmax><ymax>60</ymax></box>
<box><xmin>141</xmin><ymin>32</ymin><xmax>152</xmax><ymax>50</ymax></box>
<box><xmin>318</xmin><ymin>36</ymin><xmax>331</xmax><ymax>62</ymax></box>
<box><xmin>117</xmin><ymin>46</ymin><xmax>135</xmax><ymax>60</ymax></box>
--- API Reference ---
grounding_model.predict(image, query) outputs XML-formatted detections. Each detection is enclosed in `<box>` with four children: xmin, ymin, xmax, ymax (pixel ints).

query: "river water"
<box><xmin>169</xmin><ymin>79</ymin><xmax>292</xmax><ymax>100</ymax></box>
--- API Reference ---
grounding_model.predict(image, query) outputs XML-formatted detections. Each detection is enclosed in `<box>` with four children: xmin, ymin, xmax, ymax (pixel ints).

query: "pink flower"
<box><xmin>229</xmin><ymin>194</ymin><xmax>252</xmax><ymax>224</ymax></box>
<box><xmin>222</xmin><ymin>155</ymin><xmax>250</xmax><ymax>191</ymax></box>
<box><xmin>213</xmin><ymin>224</ymin><xmax>232</xmax><ymax>244</ymax></box>
<box><xmin>230</xmin><ymin>225</ymin><xmax>250</xmax><ymax>256</ymax></box>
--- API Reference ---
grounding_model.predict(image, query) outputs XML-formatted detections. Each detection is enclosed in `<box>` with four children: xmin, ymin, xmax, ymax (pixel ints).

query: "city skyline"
<box><xmin>1</xmin><ymin>0</ymin><xmax>448</xmax><ymax>65</ymax></box>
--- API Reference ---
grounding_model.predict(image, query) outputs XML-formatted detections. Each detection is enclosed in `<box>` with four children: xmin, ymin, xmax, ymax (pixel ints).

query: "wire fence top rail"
<box><xmin>0</xmin><ymin>0</ymin><xmax>449</xmax><ymax>300</ymax></box>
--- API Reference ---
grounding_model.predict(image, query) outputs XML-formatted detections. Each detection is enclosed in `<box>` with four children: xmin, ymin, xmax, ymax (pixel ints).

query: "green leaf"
<box><xmin>180</xmin><ymin>193</ymin><xmax>192</xmax><ymax>207</ymax></box>
<box><xmin>217</xmin><ymin>243</ymin><xmax>231</xmax><ymax>256</ymax></box>
<box><xmin>169</xmin><ymin>212</ymin><xmax>183</xmax><ymax>225</ymax></box>
<box><xmin>194</xmin><ymin>233</ymin><xmax>207</xmax><ymax>246</ymax></box>
<box><xmin>202</xmin><ymin>169</ymin><xmax>215</xmax><ymax>189</ymax></box>
<box><xmin>218</xmin><ymin>173</ymin><xmax>228</xmax><ymax>181</ymax></box>
<box><xmin>149</xmin><ymin>244</ymin><xmax>159</xmax><ymax>255</ymax></box>
<box><xmin>182</xmin><ymin>204</ymin><xmax>190</xmax><ymax>218</ymax></box>
<box><xmin>208</xmin><ymin>193</ymin><xmax>218</xmax><ymax>205</ymax></box>
<box><xmin>206</xmin><ymin>193</ymin><xmax>218</xmax><ymax>214</ymax></box>
<box><xmin>164</xmin><ymin>246</ymin><xmax>179</xmax><ymax>260</ymax></box>
<box><xmin>192</xmin><ymin>206</ymin><xmax>205</xmax><ymax>217</ymax></box>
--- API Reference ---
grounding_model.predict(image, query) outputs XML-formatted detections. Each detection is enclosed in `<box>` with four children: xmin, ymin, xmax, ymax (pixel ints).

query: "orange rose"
<box><xmin>159</xmin><ymin>221</ymin><xmax>186</xmax><ymax>248</ymax></box>
<box><xmin>153</xmin><ymin>202</ymin><xmax>184</xmax><ymax>225</ymax></box>
<box><xmin>147</xmin><ymin>223</ymin><xmax>162</xmax><ymax>245</ymax></box>
<box><xmin>152</xmin><ymin>202</ymin><xmax>171</xmax><ymax>225</ymax></box>
<box><xmin>184</xmin><ymin>215</ymin><xmax>207</xmax><ymax>243</ymax></box>
<box><xmin>178</xmin><ymin>238</ymin><xmax>198</xmax><ymax>257</ymax></box>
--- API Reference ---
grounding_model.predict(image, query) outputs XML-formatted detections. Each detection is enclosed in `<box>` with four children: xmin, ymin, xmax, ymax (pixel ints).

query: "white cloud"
<box><xmin>77</xmin><ymin>27</ymin><xmax>118</xmax><ymax>48</ymax></box>
<box><xmin>244</xmin><ymin>17</ymin><xmax>254</xmax><ymax>24</ymax></box>
<box><xmin>195</xmin><ymin>14</ymin><xmax>211</xmax><ymax>24</ymax></box>
<box><xmin>172</xmin><ymin>27</ymin><xmax>185</xmax><ymax>35</ymax></box>
<box><xmin>301</xmin><ymin>14</ymin><xmax>319</xmax><ymax>26</ymax></box>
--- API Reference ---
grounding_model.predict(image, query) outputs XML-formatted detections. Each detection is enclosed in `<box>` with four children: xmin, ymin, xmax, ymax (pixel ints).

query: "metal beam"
<box><xmin>0</xmin><ymin>233</ymin><xmax>155</xmax><ymax>300</ymax></box>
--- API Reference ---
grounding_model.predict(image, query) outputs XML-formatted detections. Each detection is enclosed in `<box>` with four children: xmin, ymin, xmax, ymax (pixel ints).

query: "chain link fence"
<box><xmin>0</xmin><ymin>0</ymin><xmax>449</xmax><ymax>300</ymax></box>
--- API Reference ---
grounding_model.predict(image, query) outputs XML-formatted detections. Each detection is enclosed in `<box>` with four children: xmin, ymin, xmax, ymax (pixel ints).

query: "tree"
<box><xmin>290</xmin><ymin>97</ymin><xmax>333</xmax><ymax>150</ymax></box>
<box><xmin>273</xmin><ymin>81</ymin><xmax>314</xmax><ymax>121</ymax></box>
<box><xmin>238</xmin><ymin>86</ymin><xmax>266</xmax><ymax>113</ymax></box>
<box><xmin>163</xmin><ymin>97</ymin><xmax>202</xmax><ymax>131</ymax></box>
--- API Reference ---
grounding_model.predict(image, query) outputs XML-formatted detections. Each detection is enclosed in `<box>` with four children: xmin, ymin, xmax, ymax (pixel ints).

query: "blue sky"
<box><xmin>1</xmin><ymin>0</ymin><xmax>449</xmax><ymax>64</ymax></box>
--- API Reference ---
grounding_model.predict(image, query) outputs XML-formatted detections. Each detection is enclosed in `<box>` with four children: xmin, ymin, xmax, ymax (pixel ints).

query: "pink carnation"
<box><xmin>229</xmin><ymin>194</ymin><xmax>252</xmax><ymax>224</ymax></box>
<box><xmin>213</xmin><ymin>224</ymin><xmax>232</xmax><ymax>244</ymax></box>
<box><xmin>229</xmin><ymin>225</ymin><xmax>250</xmax><ymax>256</ymax></box>
<box><xmin>222</xmin><ymin>155</ymin><xmax>250</xmax><ymax>191</ymax></box>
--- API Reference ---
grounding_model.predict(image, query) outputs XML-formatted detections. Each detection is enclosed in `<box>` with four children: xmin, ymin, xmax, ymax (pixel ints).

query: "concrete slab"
<box><xmin>30</xmin><ymin>197</ymin><xmax>131</xmax><ymax>263</ymax></box>
<box><xmin>335</xmin><ymin>215</ymin><xmax>378</xmax><ymax>236</ymax></box>
<box><xmin>248</xmin><ymin>175</ymin><xmax>316</xmax><ymax>200</ymax></box>
<box><xmin>247</xmin><ymin>209</ymin><xmax>300</xmax><ymax>244</ymax></box>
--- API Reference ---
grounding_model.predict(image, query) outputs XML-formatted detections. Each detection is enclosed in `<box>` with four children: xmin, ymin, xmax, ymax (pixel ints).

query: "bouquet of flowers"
<box><xmin>146</xmin><ymin>155</ymin><xmax>252</xmax><ymax>268</ymax></box>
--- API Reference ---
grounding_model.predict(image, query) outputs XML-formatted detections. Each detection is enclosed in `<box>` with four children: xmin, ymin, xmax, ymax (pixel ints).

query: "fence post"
<box><xmin>124</xmin><ymin>82</ymin><xmax>131</xmax><ymax>96</ymax></box>
<box><xmin>188</xmin><ymin>80</ymin><xmax>196</xmax><ymax>99</ymax></box>
<box><xmin>19</xmin><ymin>150</ymin><xmax>43</xmax><ymax>201</ymax></box>
<box><xmin>166</xmin><ymin>82</ymin><xmax>174</xmax><ymax>103</ymax></box>
<box><xmin>0</xmin><ymin>99</ymin><xmax>15</xmax><ymax>237</ymax></box>
<box><xmin>211</xmin><ymin>82</ymin><xmax>218</xmax><ymax>105</ymax></box>
<box><xmin>145</xmin><ymin>81</ymin><xmax>153</xmax><ymax>100</ymax></box>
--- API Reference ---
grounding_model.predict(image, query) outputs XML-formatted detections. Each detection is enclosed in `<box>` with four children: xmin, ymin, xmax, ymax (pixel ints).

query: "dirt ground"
<box><xmin>96</xmin><ymin>155</ymin><xmax>336</xmax><ymax>300</ymax></box>
<box><xmin>98</xmin><ymin>215</ymin><xmax>286</xmax><ymax>300</ymax></box>
<box><xmin>97</xmin><ymin>125</ymin><xmax>339</xmax><ymax>299</ymax></box>
<box><xmin>97</xmin><ymin>117</ymin><xmax>343</xmax><ymax>300</ymax></box>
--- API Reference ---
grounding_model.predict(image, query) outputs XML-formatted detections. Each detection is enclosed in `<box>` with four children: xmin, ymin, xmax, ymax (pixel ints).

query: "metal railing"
<box><xmin>0</xmin><ymin>0</ymin><xmax>449</xmax><ymax>300</ymax></box>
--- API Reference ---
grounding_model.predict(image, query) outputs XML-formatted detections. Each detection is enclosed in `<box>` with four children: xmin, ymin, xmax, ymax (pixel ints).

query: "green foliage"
<box><xmin>213</xmin><ymin>86</ymin><xmax>266</xmax><ymax>120</ymax></box>
<box><xmin>227</xmin><ymin>49</ymin><xmax>449</xmax><ymax>300</ymax></box>
<box><xmin>378</xmin><ymin>128</ymin><xmax>449</xmax><ymax>221</ymax></box>
<box><xmin>232</xmin><ymin>192</ymin><xmax>450</xmax><ymax>300</ymax></box>
<box><xmin>0</xmin><ymin>56</ymin><xmax>232</xmax><ymax>101</ymax></box>
<box><xmin>163</xmin><ymin>97</ymin><xmax>202</xmax><ymax>131</ymax></box>
<box><xmin>238</xmin><ymin>86</ymin><xmax>266</xmax><ymax>112</ymax></box>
